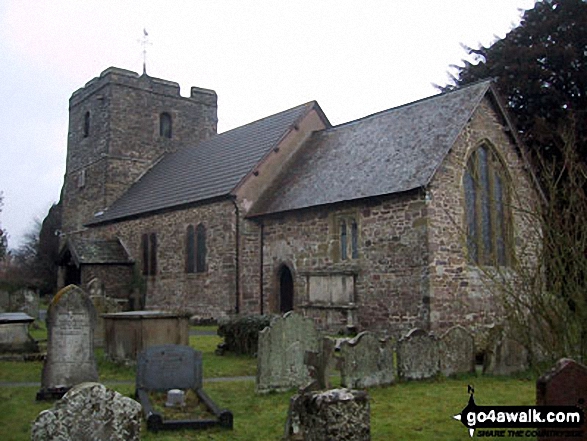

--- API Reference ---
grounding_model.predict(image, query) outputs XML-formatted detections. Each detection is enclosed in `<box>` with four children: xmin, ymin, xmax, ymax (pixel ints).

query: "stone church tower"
<box><xmin>61</xmin><ymin>67</ymin><xmax>218</xmax><ymax>235</ymax></box>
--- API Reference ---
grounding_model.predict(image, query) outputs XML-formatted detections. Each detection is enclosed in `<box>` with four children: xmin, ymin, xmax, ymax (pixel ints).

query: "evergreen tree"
<box><xmin>448</xmin><ymin>0</ymin><xmax>587</xmax><ymax>159</ymax></box>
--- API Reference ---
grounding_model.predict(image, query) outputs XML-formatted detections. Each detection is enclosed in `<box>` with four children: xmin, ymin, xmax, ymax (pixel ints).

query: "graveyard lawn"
<box><xmin>0</xmin><ymin>376</ymin><xmax>538</xmax><ymax>440</ymax></box>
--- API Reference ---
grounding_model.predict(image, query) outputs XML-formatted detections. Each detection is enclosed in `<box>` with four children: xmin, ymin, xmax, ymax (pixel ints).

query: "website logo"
<box><xmin>453</xmin><ymin>385</ymin><xmax>584</xmax><ymax>438</ymax></box>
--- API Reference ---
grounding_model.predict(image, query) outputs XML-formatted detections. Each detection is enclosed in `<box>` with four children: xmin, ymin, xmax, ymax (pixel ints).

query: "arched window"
<box><xmin>351</xmin><ymin>220</ymin><xmax>359</xmax><ymax>259</ymax></box>
<box><xmin>196</xmin><ymin>223</ymin><xmax>206</xmax><ymax>273</ymax></box>
<box><xmin>160</xmin><ymin>112</ymin><xmax>172</xmax><ymax>138</ymax></box>
<box><xmin>149</xmin><ymin>233</ymin><xmax>158</xmax><ymax>275</ymax></box>
<box><xmin>83</xmin><ymin>111</ymin><xmax>90</xmax><ymax>138</ymax></box>
<box><xmin>464</xmin><ymin>144</ymin><xmax>511</xmax><ymax>266</ymax></box>
<box><xmin>340</xmin><ymin>220</ymin><xmax>348</xmax><ymax>260</ymax></box>
<box><xmin>185</xmin><ymin>225</ymin><xmax>195</xmax><ymax>273</ymax></box>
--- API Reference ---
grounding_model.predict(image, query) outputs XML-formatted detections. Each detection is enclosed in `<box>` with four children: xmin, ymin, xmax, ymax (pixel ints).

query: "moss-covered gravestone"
<box><xmin>37</xmin><ymin>285</ymin><xmax>98</xmax><ymax>400</ymax></box>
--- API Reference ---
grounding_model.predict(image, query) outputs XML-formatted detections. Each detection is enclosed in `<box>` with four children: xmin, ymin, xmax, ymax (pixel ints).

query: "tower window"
<box><xmin>160</xmin><ymin>112</ymin><xmax>172</xmax><ymax>138</ymax></box>
<box><xmin>83</xmin><ymin>111</ymin><xmax>90</xmax><ymax>138</ymax></box>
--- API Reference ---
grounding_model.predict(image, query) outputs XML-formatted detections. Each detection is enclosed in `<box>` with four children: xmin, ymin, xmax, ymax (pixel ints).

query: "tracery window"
<box><xmin>464</xmin><ymin>143</ymin><xmax>511</xmax><ymax>266</ymax></box>
<box><xmin>185</xmin><ymin>223</ymin><xmax>206</xmax><ymax>273</ymax></box>
<box><xmin>141</xmin><ymin>233</ymin><xmax>158</xmax><ymax>276</ymax></box>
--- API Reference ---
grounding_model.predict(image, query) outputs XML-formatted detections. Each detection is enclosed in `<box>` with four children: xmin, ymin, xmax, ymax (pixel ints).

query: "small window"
<box><xmin>142</xmin><ymin>233</ymin><xmax>158</xmax><ymax>276</ymax></box>
<box><xmin>196</xmin><ymin>224</ymin><xmax>206</xmax><ymax>273</ymax></box>
<box><xmin>338</xmin><ymin>216</ymin><xmax>359</xmax><ymax>261</ymax></box>
<box><xmin>186</xmin><ymin>225</ymin><xmax>195</xmax><ymax>273</ymax></box>
<box><xmin>77</xmin><ymin>169</ymin><xmax>86</xmax><ymax>189</ymax></box>
<box><xmin>83</xmin><ymin>111</ymin><xmax>90</xmax><ymax>138</ymax></box>
<box><xmin>160</xmin><ymin>112</ymin><xmax>172</xmax><ymax>138</ymax></box>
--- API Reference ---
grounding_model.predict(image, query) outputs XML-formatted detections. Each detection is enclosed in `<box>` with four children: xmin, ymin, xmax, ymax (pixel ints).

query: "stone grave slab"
<box><xmin>0</xmin><ymin>312</ymin><xmax>38</xmax><ymax>353</ymax></box>
<box><xmin>37</xmin><ymin>285</ymin><xmax>98</xmax><ymax>400</ymax></box>
<box><xmin>285</xmin><ymin>388</ymin><xmax>370</xmax><ymax>441</ymax></box>
<box><xmin>340</xmin><ymin>331</ymin><xmax>395</xmax><ymax>388</ymax></box>
<box><xmin>256</xmin><ymin>311</ymin><xmax>320</xmax><ymax>394</ymax></box>
<box><xmin>536</xmin><ymin>358</ymin><xmax>587</xmax><ymax>441</ymax></box>
<box><xmin>439</xmin><ymin>325</ymin><xmax>475</xmax><ymax>377</ymax></box>
<box><xmin>135</xmin><ymin>344</ymin><xmax>232</xmax><ymax>432</ymax></box>
<box><xmin>397</xmin><ymin>328</ymin><xmax>440</xmax><ymax>381</ymax></box>
<box><xmin>31</xmin><ymin>382</ymin><xmax>141</xmax><ymax>441</ymax></box>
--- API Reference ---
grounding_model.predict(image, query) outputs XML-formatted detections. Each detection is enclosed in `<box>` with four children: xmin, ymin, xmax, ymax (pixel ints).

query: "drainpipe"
<box><xmin>232</xmin><ymin>198</ymin><xmax>240</xmax><ymax>314</ymax></box>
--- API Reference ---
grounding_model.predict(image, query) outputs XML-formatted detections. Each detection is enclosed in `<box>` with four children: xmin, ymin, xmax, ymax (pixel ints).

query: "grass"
<box><xmin>0</xmin><ymin>324</ymin><xmax>541</xmax><ymax>440</ymax></box>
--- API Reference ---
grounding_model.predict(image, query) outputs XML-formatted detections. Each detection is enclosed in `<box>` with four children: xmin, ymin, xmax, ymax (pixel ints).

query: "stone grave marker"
<box><xmin>397</xmin><ymin>328</ymin><xmax>439</xmax><ymax>381</ymax></box>
<box><xmin>484</xmin><ymin>329</ymin><xmax>528</xmax><ymax>375</ymax></box>
<box><xmin>135</xmin><ymin>344</ymin><xmax>232</xmax><ymax>431</ymax></box>
<box><xmin>31</xmin><ymin>382</ymin><xmax>142</xmax><ymax>441</ymax></box>
<box><xmin>284</xmin><ymin>388</ymin><xmax>370</xmax><ymax>441</ymax></box>
<box><xmin>256</xmin><ymin>311</ymin><xmax>320</xmax><ymax>394</ymax></box>
<box><xmin>136</xmin><ymin>344</ymin><xmax>202</xmax><ymax>391</ymax></box>
<box><xmin>536</xmin><ymin>358</ymin><xmax>587</xmax><ymax>441</ymax></box>
<box><xmin>439</xmin><ymin>325</ymin><xmax>475</xmax><ymax>377</ymax></box>
<box><xmin>38</xmin><ymin>285</ymin><xmax>98</xmax><ymax>399</ymax></box>
<box><xmin>340</xmin><ymin>331</ymin><xmax>395</xmax><ymax>388</ymax></box>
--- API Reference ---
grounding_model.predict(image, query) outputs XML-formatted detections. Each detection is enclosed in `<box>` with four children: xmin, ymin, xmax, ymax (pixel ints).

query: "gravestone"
<box><xmin>439</xmin><ymin>325</ymin><xmax>475</xmax><ymax>377</ymax></box>
<box><xmin>285</xmin><ymin>388</ymin><xmax>370</xmax><ymax>441</ymax></box>
<box><xmin>31</xmin><ymin>382</ymin><xmax>141</xmax><ymax>440</ymax></box>
<box><xmin>256</xmin><ymin>312</ymin><xmax>320</xmax><ymax>394</ymax></box>
<box><xmin>536</xmin><ymin>358</ymin><xmax>587</xmax><ymax>441</ymax></box>
<box><xmin>135</xmin><ymin>344</ymin><xmax>233</xmax><ymax>431</ymax></box>
<box><xmin>0</xmin><ymin>312</ymin><xmax>38</xmax><ymax>353</ymax></box>
<box><xmin>0</xmin><ymin>288</ymin><xmax>39</xmax><ymax>318</ymax></box>
<box><xmin>483</xmin><ymin>330</ymin><xmax>528</xmax><ymax>375</ymax></box>
<box><xmin>136</xmin><ymin>344</ymin><xmax>202</xmax><ymax>391</ymax></box>
<box><xmin>38</xmin><ymin>285</ymin><xmax>98</xmax><ymax>399</ymax></box>
<box><xmin>397</xmin><ymin>328</ymin><xmax>439</xmax><ymax>381</ymax></box>
<box><xmin>0</xmin><ymin>289</ymin><xmax>9</xmax><ymax>311</ymax></box>
<box><xmin>340</xmin><ymin>331</ymin><xmax>395</xmax><ymax>388</ymax></box>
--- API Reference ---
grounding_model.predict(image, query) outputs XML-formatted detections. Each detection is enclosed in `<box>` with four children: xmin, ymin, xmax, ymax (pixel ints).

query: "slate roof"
<box><xmin>89</xmin><ymin>101</ymin><xmax>322</xmax><ymax>225</ymax></box>
<box><xmin>251</xmin><ymin>81</ymin><xmax>493</xmax><ymax>216</ymax></box>
<box><xmin>61</xmin><ymin>238</ymin><xmax>133</xmax><ymax>266</ymax></box>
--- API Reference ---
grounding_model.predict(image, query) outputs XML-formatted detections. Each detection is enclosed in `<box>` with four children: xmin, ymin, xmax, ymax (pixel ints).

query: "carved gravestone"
<box><xmin>439</xmin><ymin>325</ymin><xmax>475</xmax><ymax>377</ymax></box>
<box><xmin>285</xmin><ymin>388</ymin><xmax>370</xmax><ymax>441</ymax></box>
<box><xmin>340</xmin><ymin>331</ymin><xmax>395</xmax><ymax>388</ymax></box>
<box><xmin>484</xmin><ymin>329</ymin><xmax>528</xmax><ymax>375</ymax></box>
<box><xmin>137</xmin><ymin>344</ymin><xmax>202</xmax><ymax>391</ymax></box>
<box><xmin>38</xmin><ymin>285</ymin><xmax>98</xmax><ymax>399</ymax></box>
<box><xmin>397</xmin><ymin>328</ymin><xmax>439</xmax><ymax>381</ymax></box>
<box><xmin>536</xmin><ymin>358</ymin><xmax>587</xmax><ymax>441</ymax></box>
<box><xmin>31</xmin><ymin>382</ymin><xmax>141</xmax><ymax>440</ymax></box>
<box><xmin>256</xmin><ymin>312</ymin><xmax>320</xmax><ymax>394</ymax></box>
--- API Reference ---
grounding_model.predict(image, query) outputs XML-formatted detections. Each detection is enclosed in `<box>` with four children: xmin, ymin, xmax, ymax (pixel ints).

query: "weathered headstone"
<box><xmin>397</xmin><ymin>328</ymin><xmax>439</xmax><ymax>381</ymax></box>
<box><xmin>0</xmin><ymin>288</ymin><xmax>39</xmax><ymax>318</ymax></box>
<box><xmin>0</xmin><ymin>312</ymin><xmax>38</xmax><ymax>353</ymax></box>
<box><xmin>439</xmin><ymin>325</ymin><xmax>475</xmax><ymax>377</ymax></box>
<box><xmin>484</xmin><ymin>330</ymin><xmax>528</xmax><ymax>376</ymax></box>
<box><xmin>31</xmin><ymin>382</ymin><xmax>142</xmax><ymax>441</ymax></box>
<box><xmin>340</xmin><ymin>331</ymin><xmax>395</xmax><ymax>388</ymax></box>
<box><xmin>136</xmin><ymin>344</ymin><xmax>202</xmax><ymax>391</ymax></box>
<box><xmin>89</xmin><ymin>277</ymin><xmax>122</xmax><ymax>348</ymax></box>
<box><xmin>256</xmin><ymin>312</ymin><xmax>320</xmax><ymax>394</ymax></box>
<box><xmin>38</xmin><ymin>285</ymin><xmax>98</xmax><ymax>399</ymax></box>
<box><xmin>0</xmin><ymin>289</ymin><xmax>9</xmax><ymax>312</ymax></box>
<box><xmin>285</xmin><ymin>388</ymin><xmax>370</xmax><ymax>441</ymax></box>
<box><xmin>536</xmin><ymin>358</ymin><xmax>587</xmax><ymax>441</ymax></box>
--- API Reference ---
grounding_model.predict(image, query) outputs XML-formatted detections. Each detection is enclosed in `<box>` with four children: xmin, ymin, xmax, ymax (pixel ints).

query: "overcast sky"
<box><xmin>0</xmin><ymin>0</ymin><xmax>536</xmax><ymax>249</ymax></box>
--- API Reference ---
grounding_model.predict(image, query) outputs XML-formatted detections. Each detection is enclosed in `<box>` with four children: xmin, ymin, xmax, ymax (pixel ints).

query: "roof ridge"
<box><xmin>324</xmin><ymin>79</ymin><xmax>493</xmax><ymax>132</ymax></box>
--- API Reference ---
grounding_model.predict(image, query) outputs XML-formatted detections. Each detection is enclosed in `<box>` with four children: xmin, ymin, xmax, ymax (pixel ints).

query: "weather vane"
<box><xmin>139</xmin><ymin>28</ymin><xmax>152</xmax><ymax>75</ymax></box>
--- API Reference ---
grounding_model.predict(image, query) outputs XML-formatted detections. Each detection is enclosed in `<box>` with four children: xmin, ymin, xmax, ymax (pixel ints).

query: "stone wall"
<box><xmin>78</xmin><ymin>199</ymin><xmax>237</xmax><ymax>319</ymax></box>
<box><xmin>426</xmin><ymin>96</ymin><xmax>540</xmax><ymax>339</ymax></box>
<box><xmin>254</xmin><ymin>191</ymin><xmax>430</xmax><ymax>335</ymax></box>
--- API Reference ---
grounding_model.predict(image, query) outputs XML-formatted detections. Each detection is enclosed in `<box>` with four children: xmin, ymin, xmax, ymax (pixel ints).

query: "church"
<box><xmin>57</xmin><ymin>67</ymin><xmax>539</xmax><ymax>337</ymax></box>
